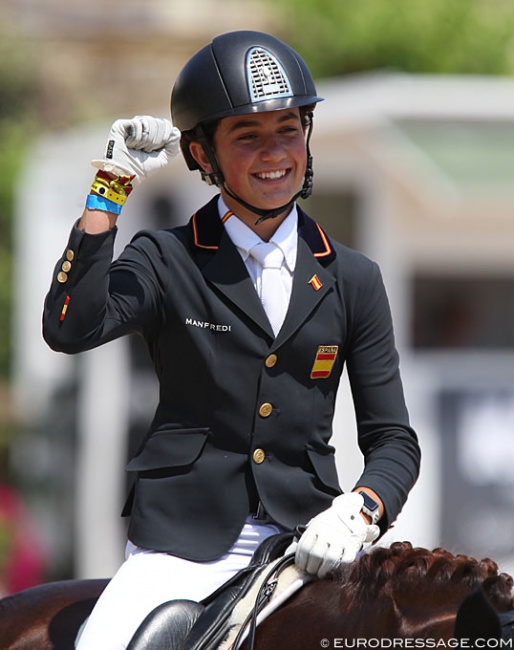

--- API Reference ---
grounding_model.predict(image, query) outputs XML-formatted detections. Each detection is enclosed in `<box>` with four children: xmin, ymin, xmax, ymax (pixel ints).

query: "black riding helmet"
<box><xmin>170</xmin><ymin>30</ymin><xmax>324</xmax><ymax>222</ymax></box>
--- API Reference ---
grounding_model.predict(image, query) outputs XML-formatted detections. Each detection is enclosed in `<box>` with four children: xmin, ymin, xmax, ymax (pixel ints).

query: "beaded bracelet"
<box><xmin>85</xmin><ymin>193</ymin><xmax>122</xmax><ymax>215</ymax></box>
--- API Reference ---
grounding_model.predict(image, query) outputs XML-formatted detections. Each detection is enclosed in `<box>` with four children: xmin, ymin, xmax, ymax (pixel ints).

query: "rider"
<box><xmin>43</xmin><ymin>30</ymin><xmax>421</xmax><ymax>650</ymax></box>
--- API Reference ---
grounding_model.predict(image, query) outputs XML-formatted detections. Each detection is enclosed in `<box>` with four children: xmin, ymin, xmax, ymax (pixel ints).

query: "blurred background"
<box><xmin>2</xmin><ymin>0</ymin><xmax>514</xmax><ymax>594</ymax></box>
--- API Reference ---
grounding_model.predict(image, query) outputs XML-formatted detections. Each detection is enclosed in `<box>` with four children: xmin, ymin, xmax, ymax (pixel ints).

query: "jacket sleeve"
<box><xmin>345</xmin><ymin>257</ymin><xmax>421</xmax><ymax>534</ymax></box>
<box><xmin>42</xmin><ymin>223</ymin><xmax>163</xmax><ymax>354</ymax></box>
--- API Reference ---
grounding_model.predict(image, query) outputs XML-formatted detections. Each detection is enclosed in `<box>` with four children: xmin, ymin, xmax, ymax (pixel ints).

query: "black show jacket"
<box><xmin>43</xmin><ymin>196</ymin><xmax>420</xmax><ymax>561</ymax></box>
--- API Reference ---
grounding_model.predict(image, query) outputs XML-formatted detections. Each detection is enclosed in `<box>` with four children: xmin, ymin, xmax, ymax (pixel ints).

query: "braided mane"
<box><xmin>337</xmin><ymin>541</ymin><xmax>514</xmax><ymax>613</ymax></box>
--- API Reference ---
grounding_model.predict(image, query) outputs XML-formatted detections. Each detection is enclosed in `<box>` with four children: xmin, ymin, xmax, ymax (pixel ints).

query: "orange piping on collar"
<box><xmin>314</xmin><ymin>224</ymin><xmax>332</xmax><ymax>258</ymax></box>
<box><xmin>192</xmin><ymin>212</ymin><xmax>219</xmax><ymax>250</ymax></box>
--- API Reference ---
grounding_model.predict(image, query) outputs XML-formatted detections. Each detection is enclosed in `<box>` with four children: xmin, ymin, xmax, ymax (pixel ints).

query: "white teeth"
<box><xmin>256</xmin><ymin>170</ymin><xmax>286</xmax><ymax>180</ymax></box>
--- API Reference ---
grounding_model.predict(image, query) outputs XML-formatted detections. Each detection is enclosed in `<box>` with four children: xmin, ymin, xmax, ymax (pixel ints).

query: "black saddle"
<box><xmin>126</xmin><ymin>531</ymin><xmax>295</xmax><ymax>650</ymax></box>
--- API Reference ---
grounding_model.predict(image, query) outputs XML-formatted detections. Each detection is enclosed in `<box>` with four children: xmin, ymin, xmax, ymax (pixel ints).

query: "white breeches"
<box><xmin>75</xmin><ymin>517</ymin><xmax>284</xmax><ymax>650</ymax></box>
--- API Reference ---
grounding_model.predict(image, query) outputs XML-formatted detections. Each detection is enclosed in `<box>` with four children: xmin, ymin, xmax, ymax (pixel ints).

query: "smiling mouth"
<box><xmin>254</xmin><ymin>170</ymin><xmax>288</xmax><ymax>180</ymax></box>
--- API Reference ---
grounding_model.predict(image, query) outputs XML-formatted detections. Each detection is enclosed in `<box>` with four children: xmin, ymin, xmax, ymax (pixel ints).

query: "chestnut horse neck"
<box><xmin>333</xmin><ymin>541</ymin><xmax>514</xmax><ymax>638</ymax></box>
<box><xmin>247</xmin><ymin>541</ymin><xmax>513</xmax><ymax>650</ymax></box>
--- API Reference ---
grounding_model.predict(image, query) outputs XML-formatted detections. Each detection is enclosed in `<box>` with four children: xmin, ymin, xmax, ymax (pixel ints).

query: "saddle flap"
<box><xmin>183</xmin><ymin>586</ymin><xmax>246</xmax><ymax>650</ymax></box>
<box><xmin>126</xmin><ymin>599</ymin><xmax>204</xmax><ymax>650</ymax></box>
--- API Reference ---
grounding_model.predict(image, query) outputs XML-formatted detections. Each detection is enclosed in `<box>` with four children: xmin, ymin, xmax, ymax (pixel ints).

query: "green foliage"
<box><xmin>0</xmin><ymin>35</ymin><xmax>37</xmax><ymax>119</ymax></box>
<box><xmin>0</xmin><ymin>122</ymin><xmax>32</xmax><ymax>379</ymax></box>
<box><xmin>272</xmin><ymin>0</ymin><xmax>514</xmax><ymax>77</ymax></box>
<box><xmin>0</xmin><ymin>34</ymin><xmax>37</xmax><ymax>379</ymax></box>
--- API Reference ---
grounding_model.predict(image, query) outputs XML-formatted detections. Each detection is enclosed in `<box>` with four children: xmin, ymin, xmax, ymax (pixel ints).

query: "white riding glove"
<box><xmin>288</xmin><ymin>492</ymin><xmax>380</xmax><ymax>579</ymax></box>
<box><xmin>92</xmin><ymin>115</ymin><xmax>181</xmax><ymax>185</ymax></box>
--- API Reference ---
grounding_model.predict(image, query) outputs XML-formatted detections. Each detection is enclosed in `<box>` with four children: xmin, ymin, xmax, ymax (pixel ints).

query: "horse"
<box><xmin>1</xmin><ymin>541</ymin><xmax>513</xmax><ymax>650</ymax></box>
<box><xmin>248</xmin><ymin>542</ymin><xmax>514</xmax><ymax>648</ymax></box>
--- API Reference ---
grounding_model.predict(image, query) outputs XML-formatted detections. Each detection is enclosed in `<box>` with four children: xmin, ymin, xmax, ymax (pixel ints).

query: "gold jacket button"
<box><xmin>258</xmin><ymin>403</ymin><xmax>273</xmax><ymax>418</ymax></box>
<box><xmin>265</xmin><ymin>354</ymin><xmax>277</xmax><ymax>368</ymax></box>
<box><xmin>61</xmin><ymin>260</ymin><xmax>72</xmax><ymax>272</ymax></box>
<box><xmin>253</xmin><ymin>448</ymin><xmax>265</xmax><ymax>464</ymax></box>
<box><xmin>57</xmin><ymin>271</ymin><xmax>68</xmax><ymax>283</ymax></box>
<box><xmin>66</xmin><ymin>249</ymin><xmax>75</xmax><ymax>261</ymax></box>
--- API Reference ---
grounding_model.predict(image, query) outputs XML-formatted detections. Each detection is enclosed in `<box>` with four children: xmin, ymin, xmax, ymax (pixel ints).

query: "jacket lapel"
<box><xmin>273</xmin><ymin>237</ymin><xmax>335</xmax><ymax>347</ymax></box>
<box><xmin>189</xmin><ymin>198</ymin><xmax>336</xmax><ymax>342</ymax></box>
<box><xmin>191</xmin><ymin>198</ymin><xmax>273</xmax><ymax>336</ymax></box>
<box><xmin>203</xmin><ymin>230</ymin><xmax>274</xmax><ymax>335</ymax></box>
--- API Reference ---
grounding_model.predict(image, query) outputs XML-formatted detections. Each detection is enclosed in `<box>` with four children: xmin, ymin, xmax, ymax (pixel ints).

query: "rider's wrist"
<box><xmin>85</xmin><ymin>193</ymin><xmax>122</xmax><ymax>215</ymax></box>
<box><xmin>91</xmin><ymin>171</ymin><xmax>133</xmax><ymax>204</ymax></box>
<box><xmin>357</xmin><ymin>490</ymin><xmax>381</xmax><ymax>525</ymax></box>
<box><xmin>86</xmin><ymin>170</ymin><xmax>135</xmax><ymax>215</ymax></box>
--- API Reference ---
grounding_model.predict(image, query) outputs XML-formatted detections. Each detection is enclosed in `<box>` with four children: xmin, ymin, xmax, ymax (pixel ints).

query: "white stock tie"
<box><xmin>249</xmin><ymin>242</ymin><xmax>288</xmax><ymax>337</ymax></box>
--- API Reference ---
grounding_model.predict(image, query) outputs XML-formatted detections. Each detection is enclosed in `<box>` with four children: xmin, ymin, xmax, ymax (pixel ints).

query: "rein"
<box><xmin>231</xmin><ymin>553</ymin><xmax>297</xmax><ymax>650</ymax></box>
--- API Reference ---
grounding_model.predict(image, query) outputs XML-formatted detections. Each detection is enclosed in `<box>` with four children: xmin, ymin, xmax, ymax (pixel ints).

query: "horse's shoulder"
<box><xmin>0</xmin><ymin>579</ymin><xmax>108</xmax><ymax>650</ymax></box>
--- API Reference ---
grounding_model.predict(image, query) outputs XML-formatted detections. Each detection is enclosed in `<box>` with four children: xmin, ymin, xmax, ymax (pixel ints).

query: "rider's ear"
<box><xmin>189</xmin><ymin>142</ymin><xmax>213</xmax><ymax>174</ymax></box>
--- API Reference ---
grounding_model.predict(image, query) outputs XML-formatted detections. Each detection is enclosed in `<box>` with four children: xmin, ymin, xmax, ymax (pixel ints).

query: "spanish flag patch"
<box><xmin>310</xmin><ymin>346</ymin><xmax>339</xmax><ymax>379</ymax></box>
<box><xmin>308</xmin><ymin>274</ymin><xmax>323</xmax><ymax>291</ymax></box>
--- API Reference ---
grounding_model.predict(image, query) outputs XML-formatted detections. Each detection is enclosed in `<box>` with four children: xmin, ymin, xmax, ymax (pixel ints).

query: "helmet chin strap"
<box><xmin>198</xmin><ymin>115</ymin><xmax>315</xmax><ymax>225</ymax></box>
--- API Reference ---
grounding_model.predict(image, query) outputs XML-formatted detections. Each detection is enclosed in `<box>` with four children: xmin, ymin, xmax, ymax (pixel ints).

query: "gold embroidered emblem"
<box><xmin>310</xmin><ymin>345</ymin><xmax>339</xmax><ymax>379</ymax></box>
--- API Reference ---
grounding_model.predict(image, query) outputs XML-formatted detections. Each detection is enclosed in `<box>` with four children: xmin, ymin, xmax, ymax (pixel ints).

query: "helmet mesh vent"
<box><xmin>246</xmin><ymin>47</ymin><xmax>293</xmax><ymax>102</ymax></box>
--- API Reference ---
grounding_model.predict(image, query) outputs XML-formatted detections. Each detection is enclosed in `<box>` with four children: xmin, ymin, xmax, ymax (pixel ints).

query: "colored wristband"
<box><xmin>85</xmin><ymin>193</ymin><xmax>122</xmax><ymax>215</ymax></box>
<box><xmin>95</xmin><ymin>169</ymin><xmax>135</xmax><ymax>190</ymax></box>
<box><xmin>91</xmin><ymin>180</ymin><xmax>128</xmax><ymax>206</ymax></box>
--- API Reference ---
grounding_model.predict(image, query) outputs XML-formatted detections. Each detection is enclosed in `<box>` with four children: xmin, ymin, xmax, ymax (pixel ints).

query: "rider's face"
<box><xmin>191</xmin><ymin>108</ymin><xmax>307</xmax><ymax>227</ymax></box>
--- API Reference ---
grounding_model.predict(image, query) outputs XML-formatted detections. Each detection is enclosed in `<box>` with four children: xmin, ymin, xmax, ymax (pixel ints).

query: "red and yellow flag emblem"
<box><xmin>308</xmin><ymin>274</ymin><xmax>323</xmax><ymax>291</ymax></box>
<box><xmin>310</xmin><ymin>346</ymin><xmax>339</xmax><ymax>379</ymax></box>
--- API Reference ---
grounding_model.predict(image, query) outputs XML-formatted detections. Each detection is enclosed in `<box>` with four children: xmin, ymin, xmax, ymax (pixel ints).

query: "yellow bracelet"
<box><xmin>90</xmin><ymin>180</ymin><xmax>128</xmax><ymax>206</ymax></box>
<box><xmin>94</xmin><ymin>171</ymin><xmax>134</xmax><ymax>194</ymax></box>
<box><xmin>107</xmin><ymin>179</ymin><xmax>132</xmax><ymax>196</ymax></box>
